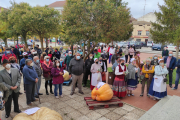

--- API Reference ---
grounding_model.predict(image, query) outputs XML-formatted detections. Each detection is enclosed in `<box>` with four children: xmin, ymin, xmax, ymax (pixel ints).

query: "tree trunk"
<box><xmin>83</xmin><ymin>42</ymin><xmax>98</xmax><ymax>61</ymax></box>
<box><xmin>17</xmin><ymin>35</ymin><xmax>19</xmax><ymax>48</ymax></box>
<box><xmin>71</xmin><ymin>44</ymin><xmax>73</xmax><ymax>55</ymax></box>
<box><xmin>40</xmin><ymin>37</ymin><xmax>44</xmax><ymax>52</ymax></box>
<box><xmin>83</xmin><ymin>40</ymin><xmax>85</xmax><ymax>57</ymax></box>
<box><xmin>22</xmin><ymin>34</ymin><xmax>27</xmax><ymax>49</ymax></box>
<box><xmin>88</xmin><ymin>40</ymin><xmax>90</xmax><ymax>53</ymax></box>
<box><xmin>4</xmin><ymin>37</ymin><xmax>7</xmax><ymax>47</ymax></box>
<box><xmin>176</xmin><ymin>42</ymin><xmax>179</xmax><ymax>59</ymax></box>
<box><xmin>45</xmin><ymin>37</ymin><xmax>48</xmax><ymax>48</ymax></box>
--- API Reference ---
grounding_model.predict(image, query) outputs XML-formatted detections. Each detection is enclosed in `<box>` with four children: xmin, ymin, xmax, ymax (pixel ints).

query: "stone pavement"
<box><xmin>1</xmin><ymin>77</ymin><xmax>145</xmax><ymax>120</ymax></box>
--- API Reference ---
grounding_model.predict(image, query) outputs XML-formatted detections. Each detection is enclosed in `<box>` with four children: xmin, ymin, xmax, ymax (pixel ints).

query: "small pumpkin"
<box><xmin>63</xmin><ymin>70</ymin><xmax>69</xmax><ymax>81</ymax></box>
<box><xmin>91</xmin><ymin>82</ymin><xmax>113</xmax><ymax>101</ymax></box>
<box><xmin>13</xmin><ymin>107</ymin><xmax>63</xmax><ymax>120</ymax></box>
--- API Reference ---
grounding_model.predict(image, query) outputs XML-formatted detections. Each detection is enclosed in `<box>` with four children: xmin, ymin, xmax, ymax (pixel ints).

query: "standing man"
<box><xmin>83</xmin><ymin>54</ymin><xmax>94</xmax><ymax>87</ymax></box>
<box><xmin>2</xmin><ymin>48</ymin><xmax>16</xmax><ymax>62</ymax></box>
<box><xmin>64</xmin><ymin>51</ymin><xmax>73</xmax><ymax>71</ymax></box>
<box><xmin>69</xmin><ymin>52</ymin><xmax>84</xmax><ymax>95</ymax></box>
<box><xmin>23</xmin><ymin>59</ymin><xmax>38</xmax><ymax>106</ymax></box>
<box><xmin>111</xmin><ymin>49</ymin><xmax>120</xmax><ymax>65</ymax></box>
<box><xmin>164</xmin><ymin>51</ymin><xmax>176</xmax><ymax>88</ymax></box>
<box><xmin>101</xmin><ymin>49</ymin><xmax>108</xmax><ymax>71</ymax></box>
<box><xmin>109</xmin><ymin>45</ymin><xmax>115</xmax><ymax>64</ymax></box>
<box><xmin>53</xmin><ymin>48</ymin><xmax>61</xmax><ymax>59</ymax></box>
<box><xmin>93</xmin><ymin>49</ymin><xmax>101</xmax><ymax>60</ymax></box>
<box><xmin>162</xmin><ymin>47</ymin><xmax>169</xmax><ymax>57</ymax></box>
<box><xmin>172</xmin><ymin>59</ymin><xmax>180</xmax><ymax>90</ymax></box>
<box><xmin>33</xmin><ymin>56</ymin><xmax>43</xmax><ymax>98</ymax></box>
<box><xmin>0</xmin><ymin>60</ymin><xmax>21</xmax><ymax>118</ymax></box>
<box><xmin>34</xmin><ymin>45</ymin><xmax>42</xmax><ymax>58</ymax></box>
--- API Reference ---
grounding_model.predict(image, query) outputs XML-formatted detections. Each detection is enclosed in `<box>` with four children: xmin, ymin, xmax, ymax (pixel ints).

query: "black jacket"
<box><xmin>85</xmin><ymin>59</ymin><xmax>94</xmax><ymax>71</ymax></box>
<box><xmin>53</xmin><ymin>51</ymin><xmax>61</xmax><ymax>59</ymax></box>
<box><xmin>69</xmin><ymin>58</ymin><xmax>84</xmax><ymax>75</ymax></box>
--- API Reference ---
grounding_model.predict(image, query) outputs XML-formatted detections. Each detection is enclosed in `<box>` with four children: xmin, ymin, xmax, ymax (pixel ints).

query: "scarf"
<box><xmin>44</xmin><ymin>61</ymin><xmax>50</xmax><ymax>67</ymax></box>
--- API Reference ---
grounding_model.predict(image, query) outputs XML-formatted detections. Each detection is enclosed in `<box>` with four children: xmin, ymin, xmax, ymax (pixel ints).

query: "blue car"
<box><xmin>152</xmin><ymin>44</ymin><xmax>166</xmax><ymax>51</ymax></box>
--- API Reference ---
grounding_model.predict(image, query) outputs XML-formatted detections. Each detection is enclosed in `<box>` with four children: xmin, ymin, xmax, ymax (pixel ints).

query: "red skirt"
<box><xmin>112</xmin><ymin>80</ymin><xmax>127</xmax><ymax>98</ymax></box>
<box><xmin>90</xmin><ymin>85</ymin><xmax>95</xmax><ymax>91</ymax></box>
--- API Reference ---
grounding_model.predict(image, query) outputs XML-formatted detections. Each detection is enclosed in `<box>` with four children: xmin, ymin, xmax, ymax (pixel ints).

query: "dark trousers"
<box><xmin>83</xmin><ymin>70</ymin><xmax>91</xmax><ymax>85</ymax></box>
<box><xmin>168</xmin><ymin>69</ymin><xmax>173</xmax><ymax>86</ymax></box>
<box><xmin>25</xmin><ymin>83</ymin><xmax>35</xmax><ymax>105</ymax></box>
<box><xmin>5</xmin><ymin>91</ymin><xmax>19</xmax><ymax>116</ymax></box>
<box><xmin>0</xmin><ymin>56</ymin><xmax>2</xmax><ymax>64</ymax></box>
<box><xmin>129</xmin><ymin>55</ymin><xmax>133</xmax><ymax>63</ymax></box>
<box><xmin>125</xmin><ymin>55</ymin><xmax>128</xmax><ymax>63</ymax></box>
<box><xmin>45</xmin><ymin>79</ymin><xmax>53</xmax><ymax>93</ymax></box>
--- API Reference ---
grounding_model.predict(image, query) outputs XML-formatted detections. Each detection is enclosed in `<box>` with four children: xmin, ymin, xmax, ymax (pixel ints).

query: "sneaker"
<box><xmin>172</xmin><ymin>88</ymin><xmax>177</xmax><ymax>90</ymax></box>
<box><xmin>79</xmin><ymin>91</ymin><xmax>84</xmax><ymax>94</ymax></box>
<box><xmin>140</xmin><ymin>94</ymin><xmax>143</xmax><ymax>97</ymax></box>
<box><xmin>55</xmin><ymin>96</ymin><xmax>59</xmax><ymax>99</ymax></box>
<box><xmin>60</xmin><ymin>95</ymin><xmax>63</xmax><ymax>98</ymax></box>
<box><xmin>127</xmin><ymin>94</ymin><xmax>130</xmax><ymax>97</ymax></box>
<box><xmin>130</xmin><ymin>94</ymin><xmax>134</xmax><ymax>96</ymax></box>
<box><xmin>70</xmin><ymin>92</ymin><xmax>74</xmax><ymax>96</ymax></box>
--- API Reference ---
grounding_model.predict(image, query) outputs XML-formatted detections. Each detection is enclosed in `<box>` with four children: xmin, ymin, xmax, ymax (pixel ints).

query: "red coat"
<box><xmin>48</xmin><ymin>54</ymin><xmax>52</xmax><ymax>59</ymax></box>
<box><xmin>51</xmin><ymin>68</ymin><xmax>64</xmax><ymax>84</ymax></box>
<box><xmin>41</xmin><ymin>62</ymin><xmax>53</xmax><ymax>78</ymax></box>
<box><xmin>2</xmin><ymin>53</ymin><xmax>17</xmax><ymax>62</ymax></box>
<box><xmin>98</xmin><ymin>49</ymin><xmax>101</xmax><ymax>53</ymax></box>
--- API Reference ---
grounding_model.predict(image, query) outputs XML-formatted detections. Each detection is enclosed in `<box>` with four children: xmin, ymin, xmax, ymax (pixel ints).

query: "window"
<box><xmin>139</xmin><ymin>25</ymin><xmax>143</xmax><ymax>26</ymax></box>
<box><xmin>138</xmin><ymin>31</ymin><xmax>142</xmax><ymax>35</ymax></box>
<box><xmin>146</xmin><ymin>31</ymin><xmax>149</xmax><ymax>36</ymax></box>
<box><xmin>136</xmin><ymin>39</ymin><xmax>141</xmax><ymax>42</ymax></box>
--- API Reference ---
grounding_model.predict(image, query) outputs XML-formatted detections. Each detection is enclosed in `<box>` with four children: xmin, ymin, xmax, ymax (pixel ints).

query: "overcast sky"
<box><xmin>0</xmin><ymin>0</ymin><xmax>165</xmax><ymax>19</ymax></box>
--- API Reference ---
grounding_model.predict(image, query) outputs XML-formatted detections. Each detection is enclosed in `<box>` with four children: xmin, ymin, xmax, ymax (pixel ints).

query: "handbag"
<box><xmin>139</xmin><ymin>74</ymin><xmax>145</xmax><ymax>80</ymax></box>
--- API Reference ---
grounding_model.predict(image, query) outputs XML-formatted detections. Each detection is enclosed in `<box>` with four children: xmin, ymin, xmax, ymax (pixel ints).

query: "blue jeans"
<box><xmin>174</xmin><ymin>73</ymin><xmax>180</xmax><ymax>89</ymax></box>
<box><xmin>54</xmin><ymin>84</ymin><xmax>63</xmax><ymax>96</ymax></box>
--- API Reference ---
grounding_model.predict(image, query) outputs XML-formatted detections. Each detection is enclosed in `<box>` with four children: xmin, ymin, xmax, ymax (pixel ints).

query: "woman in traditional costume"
<box><xmin>112</xmin><ymin>57</ymin><xmax>127</xmax><ymax>98</ymax></box>
<box><xmin>148</xmin><ymin>59</ymin><xmax>168</xmax><ymax>100</ymax></box>
<box><xmin>127</xmin><ymin>58</ymin><xmax>140</xmax><ymax>96</ymax></box>
<box><xmin>99</xmin><ymin>57</ymin><xmax>107</xmax><ymax>82</ymax></box>
<box><xmin>90</xmin><ymin>58</ymin><xmax>102</xmax><ymax>90</ymax></box>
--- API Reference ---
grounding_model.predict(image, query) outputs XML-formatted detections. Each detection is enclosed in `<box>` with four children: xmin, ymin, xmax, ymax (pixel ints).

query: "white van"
<box><xmin>147</xmin><ymin>41</ymin><xmax>153</xmax><ymax>47</ymax></box>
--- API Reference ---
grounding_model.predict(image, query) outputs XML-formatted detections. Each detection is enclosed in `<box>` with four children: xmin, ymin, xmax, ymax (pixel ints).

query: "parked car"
<box><xmin>152</xmin><ymin>44</ymin><xmax>166</xmax><ymax>51</ymax></box>
<box><xmin>167</xmin><ymin>44</ymin><xmax>180</xmax><ymax>52</ymax></box>
<box><xmin>139</xmin><ymin>41</ymin><xmax>147</xmax><ymax>47</ymax></box>
<box><xmin>117</xmin><ymin>42</ymin><xmax>125</xmax><ymax>47</ymax></box>
<box><xmin>147</xmin><ymin>41</ymin><xmax>153</xmax><ymax>47</ymax></box>
<box><xmin>128</xmin><ymin>41</ymin><xmax>142</xmax><ymax>49</ymax></box>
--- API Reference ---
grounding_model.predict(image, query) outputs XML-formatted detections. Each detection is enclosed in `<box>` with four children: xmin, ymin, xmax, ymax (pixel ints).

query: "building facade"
<box><xmin>48</xmin><ymin>1</ymin><xmax>66</xmax><ymax>14</ymax></box>
<box><xmin>131</xmin><ymin>21</ymin><xmax>151</xmax><ymax>42</ymax></box>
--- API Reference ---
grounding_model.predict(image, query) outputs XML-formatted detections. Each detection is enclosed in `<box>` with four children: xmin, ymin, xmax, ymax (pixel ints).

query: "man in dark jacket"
<box><xmin>64</xmin><ymin>51</ymin><xmax>73</xmax><ymax>71</ymax></box>
<box><xmin>34</xmin><ymin>45</ymin><xmax>42</xmax><ymax>58</ymax></box>
<box><xmin>111</xmin><ymin>49</ymin><xmax>120</xmax><ymax>65</ymax></box>
<box><xmin>69</xmin><ymin>52</ymin><xmax>84</xmax><ymax>95</ymax></box>
<box><xmin>83</xmin><ymin>54</ymin><xmax>94</xmax><ymax>87</ymax></box>
<box><xmin>162</xmin><ymin>47</ymin><xmax>169</xmax><ymax>57</ymax></box>
<box><xmin>172</xmin><ymin>59</ymin><xmax>180</xmax><ymax>90</ymax></box>
<box><xmin>101</xmin><ymin>49</ymin><xmax>108</xmax><ymax>70</ymax></box>
<box><xmin>23</xmin><ymin>59</ymin><xmax>38</xmax><ymax>106</ymax></box>
<box><xmin>53</xmin><ymin>48</ymin><xmax>61</xmax><ymax>59</ymax></box>
<box><xmin>45</xmin><ymin>47</ymin><xmax>49</xmax><ymax>55</ymax></box>
<box><xmin>164</xmin><ymin>51</ymin><xmax>176</xmax><ymax>88</ymax></box>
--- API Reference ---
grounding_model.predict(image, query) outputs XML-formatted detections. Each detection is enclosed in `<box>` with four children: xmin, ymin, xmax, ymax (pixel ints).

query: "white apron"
<box><xmin>153</xmin><ymin>75</ymin><xmax>166</xmax><ymax>92</ymax></box>
<box><xmin>91</xmin><ymin>73</ymin><xmax>102</xmax><ymax>86</ymax></box>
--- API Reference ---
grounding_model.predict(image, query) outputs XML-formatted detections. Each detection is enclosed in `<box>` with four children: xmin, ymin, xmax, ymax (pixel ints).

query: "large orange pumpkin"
<box><xmin>13</xmin><ymin>107</ymin><xmax>63</xmax><ymax>120</ymax></box>
<box><xmin>91</xmin><ymin>82</ymin><xmax>113</xmax><ymax>101</ymax></box>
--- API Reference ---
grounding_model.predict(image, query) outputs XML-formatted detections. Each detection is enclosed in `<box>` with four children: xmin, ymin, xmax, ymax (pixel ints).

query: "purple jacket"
<box><xmin>51</xmin><ymin>67</ymin><xmax>64</xmax><ymax>84</ymax></box>
<box><xmin>41</xmin><ymin>62</ymin><xmax>53</xmax><ymax>78</ymax></box>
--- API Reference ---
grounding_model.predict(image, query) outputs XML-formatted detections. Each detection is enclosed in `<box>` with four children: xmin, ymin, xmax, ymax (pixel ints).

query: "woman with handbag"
<box><xmin>99</xmin><ymin>57</ymin><xmax>107</xmax><ymax>82</ymax></box>
<box><xmin>127</xmin><ymin>58</ymin><xmax>140</xmax><ymax>97</ymax></box>
<box><xmin>112</xmin><ymin>58</ymin><xmax>127</xmax><ymax>98</ymax></box>
<box><xmin>140</xmin><ymin>58</ymin><xmax>155</xmax><ymax>97</ymax></box>
<box><xmin>148</xmin><ymin>59</ymin><xmax>168</xmax><ymax>100</ymax></box>
<box><xmin>90</xmin><ymin>58</ymin><xmax>102</xmax><ymax>91</ymax></box>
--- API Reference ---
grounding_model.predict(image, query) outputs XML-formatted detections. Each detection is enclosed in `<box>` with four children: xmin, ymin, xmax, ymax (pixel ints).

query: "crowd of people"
<box><xmin>0</xmin><ymin>43</ymin><xmax>179</xmax><ymax>118</ymax></box>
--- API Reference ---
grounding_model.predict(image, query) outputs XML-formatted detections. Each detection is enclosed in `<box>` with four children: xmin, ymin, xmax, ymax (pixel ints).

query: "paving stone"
<box><xmin>95</xmin><ymin>108</ymin><xmax>110</xmax><ymax>116</ymax></box>
<box><xmin>113</xmin><ymin>107</ymin><xmax>128</xmax><ymax>116</ymax></box>
<box><xmin>56</xmin><ymin>101</ymin><xmax>68</xmax><ymax>109</ymax></box>
<box><xmin>86</xmin><ymin>111</ymin><xmax>102</xmax><ymax>120</ymax></box>
<box><xmin>78</xmin><ymin>106</ymin><xmax>92</xmax><ymax>115</ymax></box>
<box><xmin>121</xmin><ymin>104</ymin><xmax>135</xmax><ymax>112</ymax></box>
<box><xmin>65</xmin><ymin>99</ymin><xmax>77</xmax><ymax>105</ymax></box>
<box><xmin>70</xmin><ymin>102</ymin><xmax>85</xmax><ymax>109</ymax></box>
<box><xmin>61</xmin><ymin>106</ymin><xmax>76</xmax><ymax>113</ymax></box>
<box><xmin>123</xmin><ymin>113</ymin><xmax>140</xmax><ymax>120</ymax></box>
<box><xmin>104</xmin><ymin>112</ymin><xmax>122</xmax><ymax>120</ymax></box>
<box><xmin>78</xmin><ymin>115</ymin><xmax>91</xmax><ymax>120</ymax></box>
<box><xmin>67</xmin><ymin>93</ymin><xmax>79</xmax><ymax>98</ymax></box>
<box><xmin>118</xmin><ymin>116</ymin><xmax>129</xmax><ymax>120</ymax></box>
<box><xmin>68</xmin><ymin>110</ymin><xmax>82</xmax><ymax>119</ymax></box>
<box><xmin>131</xmin><ymin>109</ymin><xmax>145</xmax><ymax>117</ymax></box>
<box><xmin>73</xmin><ymin>96</ymin><xmax>85</xmax><ymax>102</ymax></box>
<box><xmin>98</xmin><ymin>117</ymin><xmax>110</xmax><ymax>120</ymax></box>
<box><xmin>38</xmin><ymin>102</ymin><xmax>52</xmax><ymax>107</ymax></box>
<box><xmin>60</xmin><ymin>95</ymin><xmax>71</xmax><ymax>101</ymax></box>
